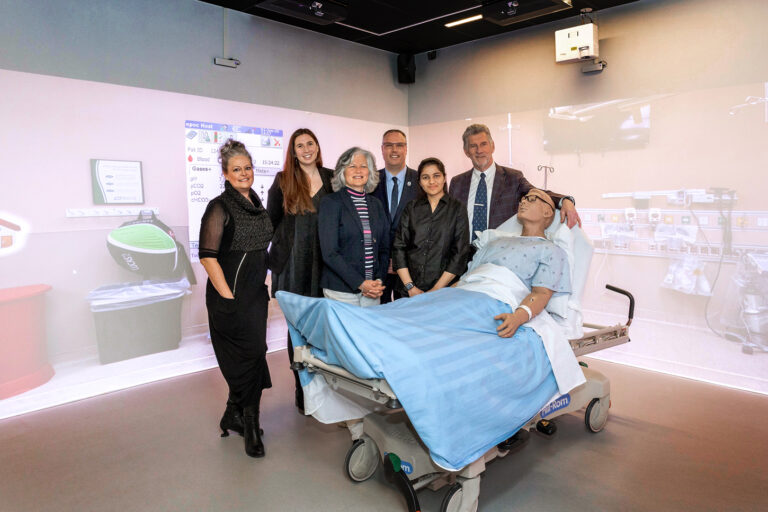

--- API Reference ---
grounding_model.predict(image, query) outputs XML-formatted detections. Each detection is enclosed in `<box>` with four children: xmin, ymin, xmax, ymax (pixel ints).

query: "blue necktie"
<box><xmin>390</xmin><ymin>176</ymin><xmax>399</xmax><ymax>222</ymax></box>
<box><xmin>472</xmin><ymin>172</ymin><xmax>487</xmax><ymax>241</ymax></box>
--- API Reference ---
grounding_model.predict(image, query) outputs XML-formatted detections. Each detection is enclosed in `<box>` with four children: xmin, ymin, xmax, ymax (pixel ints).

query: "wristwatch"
<box><xmin>404</xmin><ymin>282</ymin><xmax>415</xmax><ymax>291</ymax></box>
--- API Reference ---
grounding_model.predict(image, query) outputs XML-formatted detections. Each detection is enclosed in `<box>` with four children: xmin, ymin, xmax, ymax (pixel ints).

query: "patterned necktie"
<box><xmin>390</xmin><ymin>176</ymin><xmax>399</xmax><ymax>222</ymax></box>
<box><xmin>472</xmin><ymin>172</ymin><xmax>487</xmax><ymax>241</ymax></box>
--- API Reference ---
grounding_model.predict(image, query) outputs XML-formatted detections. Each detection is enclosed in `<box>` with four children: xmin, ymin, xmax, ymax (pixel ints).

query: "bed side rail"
<box><xmin>293</xmin><ymin>345</ymin><xmax>401</xmax><ymax>408</ymax></box>
<box><xmin>605</xmin><ymin>284</ymin><xmax>634</xmax><ymax>327</ymax></box>
<box><xmin>569</xmin><ymin>284</ymin><xmax>634</xmax><ymax>357</ymax></box>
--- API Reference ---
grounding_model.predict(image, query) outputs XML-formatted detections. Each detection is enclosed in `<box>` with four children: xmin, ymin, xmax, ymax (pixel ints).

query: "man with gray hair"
<box><xmin>448</xmin><ymin>124</ymin><xmax>580</xmax><ymax>241</ymax></box>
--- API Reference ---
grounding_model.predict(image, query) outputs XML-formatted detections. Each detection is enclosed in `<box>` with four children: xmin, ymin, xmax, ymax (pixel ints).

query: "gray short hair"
<box><xmin>332</xmin><ymin>147</ymin><xmax>380</xmax><ymax>193</ymax></box>
<box><xmin>462</xmin><ymin>124</ymin><xmax>494</xmax><ymax>151</ymax></box>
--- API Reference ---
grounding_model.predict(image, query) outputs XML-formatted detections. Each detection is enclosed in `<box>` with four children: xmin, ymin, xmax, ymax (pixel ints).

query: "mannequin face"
<box><xmin>223</xmin><ymin>155</ymin><xmax>254</xmax><ymax>194</ymax></box>
<box><xmin>517</xmin><ymin>189</ymin><xmax>555</xmax><ymax>225</ymax></box>
<box><xmin>294</xmin><ymin>133</ymin><xmax>319</xmax><ymax>167</ymax></box>
<box><xmin>344</xmin><ymin>153</ymin><xmax>370</xmax><ymax>192</ymax></box>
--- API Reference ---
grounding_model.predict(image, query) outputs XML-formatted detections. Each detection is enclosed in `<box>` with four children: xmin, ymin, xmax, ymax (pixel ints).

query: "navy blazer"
<box><xmin>448</xmin><ymin>164</ymin><xmax>565</xmax><ymax>230</ymax></box>
<box><xmin>372</xmin><ymin>167</ymin><xmax>419</xmax><ymax>243</ymax></box>
<box><xmin>318</xmin><ymin>189</ymin><xmax>390</xmax><ymax>293</ymax></box>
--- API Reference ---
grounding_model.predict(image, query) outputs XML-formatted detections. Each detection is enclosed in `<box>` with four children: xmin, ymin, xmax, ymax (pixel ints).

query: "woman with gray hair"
<box><xmin>318</xmin><ymin>147</ymin><xmax>389</xmax><ymax>306</ymax></box>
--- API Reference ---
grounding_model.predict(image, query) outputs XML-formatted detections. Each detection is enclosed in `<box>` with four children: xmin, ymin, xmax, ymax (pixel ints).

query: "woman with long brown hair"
<box><xmin>267</xmin><ymin>128</ymin><xmax>333</xmax><ymax>412</ymax></box>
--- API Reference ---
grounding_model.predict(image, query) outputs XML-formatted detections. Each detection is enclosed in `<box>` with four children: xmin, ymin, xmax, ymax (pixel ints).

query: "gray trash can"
<box><xmin>87</xmin><ymin>278</ymin><xmax>190</xmax><ymax>364</ymax></box>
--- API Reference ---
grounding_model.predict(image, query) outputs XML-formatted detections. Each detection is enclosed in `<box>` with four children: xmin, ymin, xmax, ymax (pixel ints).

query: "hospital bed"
<box><xmin>281</xmin><ymin>217</ymin><xmax>634</xmax><ymax>512</ymax></box>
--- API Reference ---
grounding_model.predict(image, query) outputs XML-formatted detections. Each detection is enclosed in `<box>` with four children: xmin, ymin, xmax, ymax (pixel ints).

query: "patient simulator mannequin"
<box><xmin>477</xmin><ymin>188</ymin><xmax>570</xmax><ymax>338</ymax></box>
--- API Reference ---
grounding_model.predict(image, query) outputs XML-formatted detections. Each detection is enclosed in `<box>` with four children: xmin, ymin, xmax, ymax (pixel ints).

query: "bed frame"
<box><xmin>292</xmin><ymin>284</ymin><xmax>634</xmax><ymax>512</ymax></box>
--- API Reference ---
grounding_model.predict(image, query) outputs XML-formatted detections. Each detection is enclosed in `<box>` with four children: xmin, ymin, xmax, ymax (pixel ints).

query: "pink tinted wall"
<box><xmin>410</xmin><ymin>81</ymin><xmax>768</xmax><ymax>393</ymax></box>
<box><xmin>0</xmin><ymin>68</ymin><xmax>404</xmax><ymax>364</ymax></box>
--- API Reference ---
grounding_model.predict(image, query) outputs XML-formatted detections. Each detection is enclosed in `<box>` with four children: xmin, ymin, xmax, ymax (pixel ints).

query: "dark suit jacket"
<box><xmin>372</xmin><ymin>167</ymin><xmax>419</xmax><ymax>243</ymax></box>
<box><xmin>318</xmin><ymin>189</ymin><xmax>390</xmax><ymax>293</ymax></box>
<box><xmin>448</xmin><ymin>164</ymin><xmax>565</xmax><ymax>230</ymax></box>
<box><xmin>266</xmin><ymin>168</ymin><xmax>333</xmax><ymax>274</ymax></box>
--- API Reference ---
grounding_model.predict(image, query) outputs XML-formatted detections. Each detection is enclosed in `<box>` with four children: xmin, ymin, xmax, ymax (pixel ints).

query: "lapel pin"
<box><xmin>407</xmin><ymin>181</ymin><xmax>411</xmax><ymax>186</ymax></box>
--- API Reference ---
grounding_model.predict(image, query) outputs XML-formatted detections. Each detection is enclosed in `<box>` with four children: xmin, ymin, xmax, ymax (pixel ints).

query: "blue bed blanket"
<box><xmin>276</xmin><ymin>288</ymin><xmax>558</xmax><ymax>470</ymax></box>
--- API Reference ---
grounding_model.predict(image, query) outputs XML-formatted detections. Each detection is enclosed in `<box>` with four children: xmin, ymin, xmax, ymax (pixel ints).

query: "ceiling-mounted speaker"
<box><xmin>253</xmin><ymin>0</ymin><xmax>347</xmax><ymax>26</ymax></box>
<box><xmin>482</xmin><ymin>0</ymin><xmax>573</xmax><ymax>26</ymax></box>
<box><xmin>397</xmin><ymin>54</ymin><xmax>415</xmax><ymax>84</ymax></box>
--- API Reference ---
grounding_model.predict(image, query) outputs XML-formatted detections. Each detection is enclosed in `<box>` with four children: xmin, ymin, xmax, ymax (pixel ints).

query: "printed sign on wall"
<box><xmin>184</xmin><ymin>120</ymin><xmax>284</xmax><ymax>260</ymax></box>
<box><xmin>91</xmin><ymin>159</ymin><xmax>144</xmax><ymax>204</ymax></box>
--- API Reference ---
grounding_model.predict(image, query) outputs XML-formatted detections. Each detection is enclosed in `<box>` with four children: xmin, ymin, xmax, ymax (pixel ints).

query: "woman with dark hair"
<box><xmin>267</xmin><ymin>128</ymin><xmax>332</xmax><ymax>412</ymax></box>
<box><xmin>199</xmin><ymin>139</ymin><xmax>273</xmax><ymax>458</ymax></box>
<box><xmin>392</xmin><ymin>157</ymin><xmax>470</xmax><ymax>297</ymax></box>
<box><xmin>318</xmin><ymin>147</ymin><xmax>389</xmax><ymax>306</ymax></box>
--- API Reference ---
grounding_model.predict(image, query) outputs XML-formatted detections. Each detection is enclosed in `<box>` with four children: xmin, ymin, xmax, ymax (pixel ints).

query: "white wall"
<box><xmin>0</xmin><ymin>0</ymin><xmax>408</xmax><ymax>367</ymax></box>
<box><xmin>408</xmin><ymin>0</ymin><xmax>768</xmax><ymax>126</ymax></box>
<box><xmin>0</xmin><ymin>0</ymin><xmax>408</xmax><ymax>125</ymax></box>
<box><xmin>406</xmin><ymin>0</ymin><xmax>768</xmax><ymax>393</ymax></box>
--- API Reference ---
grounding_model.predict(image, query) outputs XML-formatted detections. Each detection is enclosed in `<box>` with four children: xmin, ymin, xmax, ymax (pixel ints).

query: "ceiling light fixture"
<box><xmin>445</xmin><ymin>14</ymin><xmax>483</xmax><ymax>28</ymax></box>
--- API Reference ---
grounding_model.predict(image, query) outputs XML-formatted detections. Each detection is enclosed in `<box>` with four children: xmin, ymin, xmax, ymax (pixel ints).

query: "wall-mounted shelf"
<box><xmin>65</xmin><ymin>207</ymin><xmax>159</xmax><ymax>218</ymax></box>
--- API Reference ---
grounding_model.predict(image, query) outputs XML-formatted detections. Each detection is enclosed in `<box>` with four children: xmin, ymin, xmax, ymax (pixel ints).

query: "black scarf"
<box><xmin>220</xmin><ymin>181</ymin><xmax>273</xmax><ymax>252</ymax></box>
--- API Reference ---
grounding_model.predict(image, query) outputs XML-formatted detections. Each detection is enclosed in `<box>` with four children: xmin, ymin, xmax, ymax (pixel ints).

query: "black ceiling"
<box><xmin>202</xmin><ymin>0</ymin><xmax>639</xmax><ymax>54</ymax></box>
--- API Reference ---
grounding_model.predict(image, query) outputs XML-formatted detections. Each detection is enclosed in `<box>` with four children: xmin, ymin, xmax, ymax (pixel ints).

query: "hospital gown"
<box><xmin>471</xmin><ymin>235</ymin><xmax>571</xmax><ymax>295</ymax></box>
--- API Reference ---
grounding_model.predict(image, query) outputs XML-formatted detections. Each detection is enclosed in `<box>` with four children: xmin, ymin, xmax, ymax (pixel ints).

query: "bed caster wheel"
<box><xmin>440</xmin><ymin>483</ymin><xmax>464</xmax><ymax>512</ymax></box>
<box><xmin>742</xmin><ymin>345</ymin><xmax>754</xmax><ymax>355</ymax></box>
<box><xmin>585</xmin><ymin>397</ymin><xmax>609</xmax><ymax>433</ymax></box>
<box><xmin>440</xmin><ymin>481</ymin><xmax>479</xmax><ymax>512</ymax></box>
<box><xmin>344</xmin><ymin>436</ymin><xmax>379</xmax><ymax>482</ymax></box>
<box><xmin>536</xmin><ymin>419</ymin><xmax>557</xmax><ymax>436</ymax></box>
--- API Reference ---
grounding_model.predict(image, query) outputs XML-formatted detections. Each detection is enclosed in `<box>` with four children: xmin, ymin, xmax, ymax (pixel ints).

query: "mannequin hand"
<box><xmin>494</xmin><ymin>313</ymin><xmax>522</xmax><ymax>338</ymax></box>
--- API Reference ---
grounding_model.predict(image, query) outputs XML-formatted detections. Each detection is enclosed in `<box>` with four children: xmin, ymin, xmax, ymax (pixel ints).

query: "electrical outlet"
<box><xmin>758</xmin><ymin>217</ymin><xmax>768</xmax><ymax>227</ymax></box>
<box><xmin>681</xmin><ymin>215</ymin><xmax>691</xmax><ymax>224</ymax></box>
<box><xmin>664</xmin><ymin>215</ymin><xmax>675</xmax><ymax>225</ymax></box>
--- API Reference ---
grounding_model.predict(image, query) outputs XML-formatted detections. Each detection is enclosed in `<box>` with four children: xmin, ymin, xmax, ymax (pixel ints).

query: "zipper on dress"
<box><xmin>232</xmin><ymin>253</ymin><xmax>247</xmax><ymax>297</ymax></box>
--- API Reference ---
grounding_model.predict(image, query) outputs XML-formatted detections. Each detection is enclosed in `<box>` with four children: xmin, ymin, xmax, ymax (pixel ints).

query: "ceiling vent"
<box><xmin>482</xmin><ymin>0</ymin><xmax>573</xmax><ymax>26</ymax></box>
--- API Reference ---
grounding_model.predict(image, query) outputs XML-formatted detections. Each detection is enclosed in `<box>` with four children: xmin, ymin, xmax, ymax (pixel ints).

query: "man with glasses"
<box><xmin>449</xmin><ymin>124</ymin><xmax>581</xmax><ymax>241</ymax></box>
<box><xmin>373</xmin><ymin>129</ymin><xmax>419</xmax><ymax>303</ymax></box>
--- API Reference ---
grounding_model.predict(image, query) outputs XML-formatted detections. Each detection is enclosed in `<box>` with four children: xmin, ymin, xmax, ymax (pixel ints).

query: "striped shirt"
<box><xmin>347</xmin><ymin>187</ymin><xmax>374</xmax><ymax>280</ymax></box>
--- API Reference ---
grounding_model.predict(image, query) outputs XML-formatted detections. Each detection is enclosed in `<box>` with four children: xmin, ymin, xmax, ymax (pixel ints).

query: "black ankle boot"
<box><xmin>243</xmin><ymin>406</ymin><xmax>265</xmax><ymax>458</ymax></box>
<box><xmin>219</xmin><ymin>399</ymin><xmax>244</xmax><ymax>437</ymax></box>
<box><xmin>295</xmin><ymin>388</ymin><xmax>305</xmax><ymax>414</ymax></box>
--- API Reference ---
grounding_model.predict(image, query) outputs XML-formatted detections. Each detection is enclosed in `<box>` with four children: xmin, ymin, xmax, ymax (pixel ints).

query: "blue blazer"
<box><xmin>373</xmin><ymin>167</ymin><xmax>420</xmax><ymax>244</ymax></box>
<box><xmin>318</xmin><ymin>189</ymin><xmax>390</xmax><ymax>294</ymax></box>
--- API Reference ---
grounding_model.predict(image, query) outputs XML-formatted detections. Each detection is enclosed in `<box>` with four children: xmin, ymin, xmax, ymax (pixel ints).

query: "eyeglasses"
<box><xmin>520</xmin><ymin>194</ymin><xmax>554</xmax><ymax>211</ymax></box>
<box><xmin>382</xmin><ymin>143</ymin><xmax>407</xmax><ymax>150</ymax></box>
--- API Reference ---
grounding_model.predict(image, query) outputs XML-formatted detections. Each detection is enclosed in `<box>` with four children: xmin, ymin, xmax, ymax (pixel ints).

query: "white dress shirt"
<box><xmin>467</xmin><ymin>162</ymin><xmax>496</xmax><ymax>234</ymax></box>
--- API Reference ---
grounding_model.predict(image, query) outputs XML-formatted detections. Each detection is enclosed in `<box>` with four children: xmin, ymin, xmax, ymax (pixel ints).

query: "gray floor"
<box><xmin>1</xmin><ymin>353</ymin><xmax>766</xmax><ymax>512</ymax></box>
